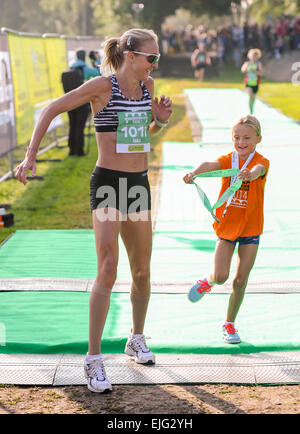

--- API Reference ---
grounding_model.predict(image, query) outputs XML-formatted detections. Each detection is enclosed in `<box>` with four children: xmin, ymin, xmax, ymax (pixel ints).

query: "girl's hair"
<box><xmin>247</xmin><ymin>48</ymin><xmax>262</xmax><ymax>59</ymax></box>
<box><xmin>101</xmin><ymin>28</ymin><xmax>158</xmax><ymax>74</ymax></box>
<box><xmin>233</xmin><ymin>115</ymin><xmax>262</xmax><ymax>136</ymax></box>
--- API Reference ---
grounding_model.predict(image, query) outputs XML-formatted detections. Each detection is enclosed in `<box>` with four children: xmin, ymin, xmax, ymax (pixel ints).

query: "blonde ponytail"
<box><xmin>101</xmin><ymin>28</ymin><xmax>158</xmax><ymax>74</ymax></box>
<box><xmin>101</xmin><ymin>37</ymin><xmax>123</xmax><ymax>74</ymax></box>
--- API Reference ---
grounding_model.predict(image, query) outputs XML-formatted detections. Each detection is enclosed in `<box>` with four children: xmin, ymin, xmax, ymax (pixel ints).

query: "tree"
<box><xmin>19</xmin><ymin>0</ymin><xmax>52</xmax><ymax>34</ymax></box>
<box><xmin>40</xmin><ymin>0</ymin><xmax>94</xmax><ymax>35</ymax></box>
<box><xmin>0</xmin><ymin>0</ymin><xmax>23</xmax><ymax>32</ymax></box>
<box><xmin>91</xmin><ymin>0</ymin><xmax>139</xmax><ymax>37</ymax></box>
<box><xmin>187</xmin><ymin>0</ymin><xmax>236</xmax><ymax>16</ymax></box>
<box><xmin>116</xmin><ymin>0</ymin><xmax>235</xmax><ymax>37</ymax></box>
<box><xmin>91</xmin><ymin>0</ymin><xmax>236</xmax><ymax>38</ymax></box>
<box><xmin>248</xmin><ymin>0</ymin><xmax>300</xmax><ymax>23</ymax></box>
<box><xmin>0</xmin><ymin>0</ymin><xmax>242</xmax><ymax>37</ymax></box>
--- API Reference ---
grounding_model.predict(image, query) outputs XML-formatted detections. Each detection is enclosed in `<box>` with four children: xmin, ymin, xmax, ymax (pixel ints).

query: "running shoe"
<box><xmin>187</xmin><ymin>278</ymin><xmax>213</xmax><ymax>302</ymax></box>
<box><xmin>125</xmin><ymin>334</ymin><xmax>155</xmax><ymax>365</ymax></box>
<box><xmin>222</xmin><ymin>323</ymin><xmax>241</xmax><ymax>344</ymax></box>
<box><xmin>84</xmin><ymin>354</ymin><xmax>112</xmax><ymax>393</ymax></box>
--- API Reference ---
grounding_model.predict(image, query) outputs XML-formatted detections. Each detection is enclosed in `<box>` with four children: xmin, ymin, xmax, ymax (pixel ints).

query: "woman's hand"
<box><xmin>15</xmin><ymin>157</ymin><xmax>37</xmax><ymax>185</ymax></box>
<box><xmin>153</xmin><ymin>95</ymin><xmax>172</xmax><ymax>123</ymax></box>
<box><xmin>183</xmin><ymin>172</ymin><xmax>194</xmax><ymax>184</ymax></box>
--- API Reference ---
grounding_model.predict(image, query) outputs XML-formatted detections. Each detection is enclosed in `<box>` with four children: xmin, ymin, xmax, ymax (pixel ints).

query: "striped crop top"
<box><xmin>94</xmin><ymin>74</ymin><xmax>152</xmax><ymax>132</ymax></box>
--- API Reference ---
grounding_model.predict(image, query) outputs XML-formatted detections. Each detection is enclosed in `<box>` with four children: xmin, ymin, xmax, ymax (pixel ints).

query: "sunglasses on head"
<box><xmin>123</xmin><ymin>50</ymin><xmax>160</xmax><ymax>64</ymax></box>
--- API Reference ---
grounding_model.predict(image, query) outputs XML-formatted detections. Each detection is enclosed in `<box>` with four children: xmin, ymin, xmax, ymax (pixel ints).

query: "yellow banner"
<box><xmin>43</xmin><ymin>36</ymin><xmax>68</xmax><ymax>125</ymax></box>
<box><xmin>0</xmin><ymin>32</ymin><xmax>16</xmax><ymax>156</ymax></box>
<box><xmin>43</xmin><ymin>36</ymin><xmax>68</xmax><ymax>100</ymax></box>
<box><xmin>8</xmin><ymin>33</ymin><xmax>68</xmax><ymax>146</ymax></box>
<box><xmin>8</xmin><ymin>33</ymin><xmax>32</xmax><ymax>144</ymax></box>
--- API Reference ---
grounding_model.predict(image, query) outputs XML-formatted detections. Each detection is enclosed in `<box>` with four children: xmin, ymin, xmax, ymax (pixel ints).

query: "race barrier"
<box><xmin>0</xmin><ymin>28</ymin><xmax>104</xmax><ymax>180</ymax></box>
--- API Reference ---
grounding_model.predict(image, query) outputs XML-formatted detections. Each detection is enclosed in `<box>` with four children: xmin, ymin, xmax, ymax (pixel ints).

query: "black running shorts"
<box><xmin>246</xmin><ymin>84</ymin><xmax>259</xmax><ymax>94</ymax></box>
<box><xmin>90</xmin><ymin>166</ymin><xmax>151</xmax><ymax>214</ymax></box>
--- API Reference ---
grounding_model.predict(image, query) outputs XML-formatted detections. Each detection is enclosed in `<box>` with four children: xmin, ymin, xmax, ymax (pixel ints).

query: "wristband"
<box><xmin>154</xmin><ymin>117</ymin><xmax>169</xmax><ymax>128</ymax></box>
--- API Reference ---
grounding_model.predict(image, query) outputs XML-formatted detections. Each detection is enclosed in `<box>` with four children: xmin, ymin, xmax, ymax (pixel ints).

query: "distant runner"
<box><xmin>241</xmin><ymin>48</ymin><xmax>264</xmax><ymax>114</ymax></box>
<box><xmin>191</xmin><ymin>42</ymin><xmax>211</xmax><ymax>83</ymax></box>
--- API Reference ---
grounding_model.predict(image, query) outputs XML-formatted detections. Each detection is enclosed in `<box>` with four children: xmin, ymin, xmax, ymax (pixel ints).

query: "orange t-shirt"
<box><xmin>213</xmin><ymin>151</ymin><xmax>270</xmax><ymax>241</ymax></box>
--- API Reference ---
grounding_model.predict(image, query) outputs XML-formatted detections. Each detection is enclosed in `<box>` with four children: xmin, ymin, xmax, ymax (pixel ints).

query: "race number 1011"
<box><xmin>120</xmin><ymin>125</ymin><xmax>148</xmax><ymax>138</ymax></box>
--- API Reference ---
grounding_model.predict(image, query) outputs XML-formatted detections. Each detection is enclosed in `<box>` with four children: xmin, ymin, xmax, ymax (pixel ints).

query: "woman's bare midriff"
<box><xmin>95</xmin><ymin>131</ymin><xmax>148</xmax><ymax>172</ymax></box>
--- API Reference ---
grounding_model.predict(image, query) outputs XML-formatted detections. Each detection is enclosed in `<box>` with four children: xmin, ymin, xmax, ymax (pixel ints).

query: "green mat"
<box><xmin>0</xmin><ymin>88</ymin><xmax>299</xmax><ymax>356</ymax></box>
<box><xmin>184</xmin><ymin>88</ymin><xmax>300</xmax><ymax>146</ymax></box>
<box><xmin>0</xmin><ymin>229</ymin><xmax>131</xmax><ymax>281</ymax></box>
<box><xmin>1</xmin><ymin>291</ymin><xmax>299</xmax><ymax>355</ymax></box>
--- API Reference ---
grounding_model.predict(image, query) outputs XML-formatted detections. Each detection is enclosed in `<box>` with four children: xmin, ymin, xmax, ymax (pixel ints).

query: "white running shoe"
<box><xmin>84</xmin><ymin>354</ymin><xmax>112</xmax><ymax>393</ymax></box>
<box><xmin>222</xmin><ymin>323</ymin><xmax>241</xmax><ymax>344</ymax></box>
<box><xmin>125</xmin><ymin>334</ymin><xmax>156</xmax><ymax>365</ymax></box>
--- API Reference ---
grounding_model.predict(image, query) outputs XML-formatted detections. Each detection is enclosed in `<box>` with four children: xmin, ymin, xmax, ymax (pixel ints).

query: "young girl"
<box><xmin>241</xmin><ymin>48</ymin><xmax>264</xmax><ymax>114</ymax></box>
<box><xmin>15</xmin><ymin>28</ymin><xmax>172</xmax><ymax>393</ymax></box>
<box><xmin>183</xmin><ymin>115</ymin><xmax>269</xmax><ymax>344</ymax></box>
<box><xmin>191</xmin><ymin>42</ymin><xmax>211</xmax><ymax>83</ymax></box>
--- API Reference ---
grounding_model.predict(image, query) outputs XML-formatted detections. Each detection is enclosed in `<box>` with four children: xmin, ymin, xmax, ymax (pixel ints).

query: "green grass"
<box><xmin>258</xmin><ymin>83</ymin><xmax>300</xmax><ymax>121</ymax></box>
<box><xmin>1</xmin><ymin>69</ymin><xmax>299</xmax><ymax>244</ymax></box>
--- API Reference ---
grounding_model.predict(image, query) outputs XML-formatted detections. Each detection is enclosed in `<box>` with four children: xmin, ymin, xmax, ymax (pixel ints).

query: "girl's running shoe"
<box><xmin>222</xmin><ymin>323</ymin><xmax>241</xmax><ymax>344</ymax></box>
<box><xmin>187</xmin><ymin>278</ymin><xmax>213</xmax><ymax>302</ymax></box>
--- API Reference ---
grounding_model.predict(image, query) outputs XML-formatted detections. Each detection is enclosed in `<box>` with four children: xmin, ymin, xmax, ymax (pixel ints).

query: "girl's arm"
<box><xmin>239</xmin><ymin>164</ymin><xmax>267</xmax><ymax>182</ymax></box>
<box><xmin>206</xmin><ymin>53</ymin><xmax>211</xmax><ymax>65</ymax></box>
<box><xmin>191</xmin><ymin>49</ymin><xmax>199</xmax><ymax>67</ymax></box>
<box><xmin>183</xmin><ymin>161</ymin><xmax>222</xmax><ymax>183</ymax></box>
<box><xmin>241</xmin><ymin>61</ymin><xmax>249</xmax><ymax>73</ymax></box>
<box><xmin>258</xmin><ymin>61</ymin><xmax>264</xmax><ymax>75</ymax></box>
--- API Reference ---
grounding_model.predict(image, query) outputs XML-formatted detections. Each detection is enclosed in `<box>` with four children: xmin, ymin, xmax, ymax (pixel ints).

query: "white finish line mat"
<box><xmin>0</xmin><ymin>353</ymin><xmax>300</xmax><ymax>386</ymax></box>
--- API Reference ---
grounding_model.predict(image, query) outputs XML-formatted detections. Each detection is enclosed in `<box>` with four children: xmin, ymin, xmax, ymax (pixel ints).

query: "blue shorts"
<box><xmin>218</xmin><ymin>235</ymin><xmax>260</xmax><ymax>246</ymax></box>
